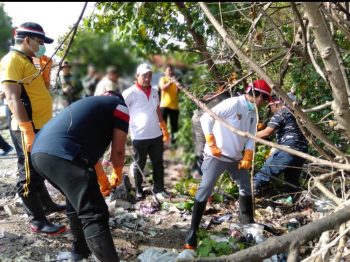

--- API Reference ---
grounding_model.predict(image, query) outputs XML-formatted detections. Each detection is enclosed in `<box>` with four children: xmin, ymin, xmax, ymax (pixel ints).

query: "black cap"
<box><xmin>15</xmin><ymin>22</ymin><xmax>54</xmax><ymax>44</ymax></box>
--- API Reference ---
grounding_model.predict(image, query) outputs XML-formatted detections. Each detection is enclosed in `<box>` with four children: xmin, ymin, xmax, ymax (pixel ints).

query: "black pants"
<box><xmin>12</xmin><ymin>129</ymin><xmax>46</xmax><ymax>197</ymax></box>
<box><xmin>6</xmin><ymin>106</ymin><xmax>24</xmax><ymax>169</ymax></box>
<box><xmin>0</xmin><ymin>134</ymin><xmax>11</xmax><ymax>151</ymax></box>
<box><xmin>132</xmin><ymin>135</ymin><xmax>165</xmax><ymax>193</ymax></box>
<box><xmin>32</xmin><ymin>153</ymin><xmax>110</xmax><ymax>238</ymax></box>
<box><xmin>160</xmin><ymin>107</ymin><xmax>179</xmax><ymax>144</ymax></box>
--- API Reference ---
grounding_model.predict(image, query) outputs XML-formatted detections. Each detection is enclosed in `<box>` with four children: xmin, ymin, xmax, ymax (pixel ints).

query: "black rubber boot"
<box><xmin>184</xmin><ymin>200</ymin><xmax>207</xmax><ymax>248</ymax></box>
<box><xmin>21</xmin><ymin>193</ymin><xmax>66</xmax><ymax>234</ymax></box>
<box><xmin>239</xmin><ymin>195</ymin><xmax>255</xmax><ymax>224</ymax></box>
<box><xmin>133</xmin><ymin>169</ymin><xmax>144</xmax><ymax>200</ymax></box>
<box><xmin>67</xmin><ymin>212</ymin><xmax>91</xmax><ymax>261</ymax></box>
<box><xmin>38</xmin><ymin>183</ymin><xmax>66</xmax><ymax>213</ymax></box>
<box><xmin>86</xmin><ymin>230</ymin><xmax>119</xmax><ymax>262</ymax></box>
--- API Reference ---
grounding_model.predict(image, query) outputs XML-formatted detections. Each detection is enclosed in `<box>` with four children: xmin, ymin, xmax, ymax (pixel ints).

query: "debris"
<box><xmin>177</xmin><ymin>249</ymin><xmax>196</xmax><ymax>259</ymax></box>
<box><xmin>138</xmin><ymin>248</ymin><xmax>178</xmax><ymax>262</ymax></box>
<box><xmin>211</xmin><ymin>213</ymin><xmax>232</xmax><ymax>224</ymax></box>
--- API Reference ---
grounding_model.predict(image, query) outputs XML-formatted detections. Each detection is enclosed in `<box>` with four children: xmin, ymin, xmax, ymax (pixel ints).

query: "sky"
<box><xmin>2</xmin><ymin>2</ymin><xmax>96</xmax><ymax>58</ymax></box>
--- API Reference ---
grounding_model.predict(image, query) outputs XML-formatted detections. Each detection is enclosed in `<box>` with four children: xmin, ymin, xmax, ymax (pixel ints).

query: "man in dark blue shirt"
<box><xmin>253</xmin><ymin>95</ymin><xmax>308</xmax><ymax>195</ymax></box>
<box><xmin>31</xmin><ymin>95</ymin><xmax>129</xmax><ymax>262</ymax></box>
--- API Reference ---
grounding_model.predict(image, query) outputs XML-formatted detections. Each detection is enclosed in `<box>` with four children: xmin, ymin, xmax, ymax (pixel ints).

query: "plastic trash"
<box><xmin>211</xmin><ymin>213</ymin><xmax>232</xmax><ymax>224</ymax></box>
<box><xmin>274</xmin><ymin>196</ymin><xmax>293</xmax><ymax>205</ymax></box>
<box><xmin>177</xmin><ymin>249</ymin><xmax>196</xmax><ymax>259</ymax></box>
<box><xmin>243</xmin><ymin>224</ymin><xmax>265</xmax><ymax>244</ymax></box>
<box><xmin>287</xmin><ymin>218</ymin><xmax>300</xmax><ymax>232</ymax></box>
<box><xmin>138</xmin><ymin>248</ymin><xmax>178</xmax><ymax>262</ymax></box>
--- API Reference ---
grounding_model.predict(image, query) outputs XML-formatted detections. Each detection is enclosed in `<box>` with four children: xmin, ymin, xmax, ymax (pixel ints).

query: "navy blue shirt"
<box><xmin>268</xmin><ymin>107</ymin><xmax>308</xmax><ymax>152</ymax></box>
<box><xmin>32</xmin><ymin>96</ymin><xmax>129</xmax><ymax>165</ymax></box>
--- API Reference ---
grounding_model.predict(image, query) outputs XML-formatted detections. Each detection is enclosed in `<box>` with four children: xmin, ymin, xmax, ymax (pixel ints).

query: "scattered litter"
<box><xmin>138</xmin><ymin>248</ymin><xmax>178</xmax><ymax>262</ymax></box>
<box><xmin>274</xmin><ymin>196</ymin><xmax>293</xmax><ymax>206</ymax></box>
<box><xmin>56</xmin><ymin>251</ymin><xmax>71</xmax><ymax>260</ymax></box>
<box><xmin>211</xmin><ymin>213</ymin><xmax>232</xmax><ymax>224</ymax></box>
<box><xmin>177</xmin><ymin>249</ymin><xmax>196</xmax><ymax>259</ymax></box>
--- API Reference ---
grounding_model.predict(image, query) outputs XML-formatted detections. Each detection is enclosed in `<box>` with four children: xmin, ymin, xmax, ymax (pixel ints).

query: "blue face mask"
<box><xmin>245</xmin><ymin>99</ymin><xmax>255</xmax><ymax>111</ymax></box>
<box><xmin>34</xmin><ymin>45</ymin><xmax>46</xmax><ymax>58</ymax></box>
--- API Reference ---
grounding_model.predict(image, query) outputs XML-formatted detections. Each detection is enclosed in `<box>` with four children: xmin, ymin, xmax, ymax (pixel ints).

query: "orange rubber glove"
<box><xmin>205</xmin><ymin>134</ymin><xmax>221</xmax><ymax>157</ymax></box>
<box><xmin>110</xmin><ymin>167</ymin><xmax>123</xmax><ymax>188</ymax></box>
<box><xmin>239</xmin><ymin>149</ymin><xmax>253</xmax><ymax>169</ymax></box>
<box><xmin>257</xmin><ymin>122</ymin><xmax>266</xmax><ymax>131</ymax></box>
<box><xmin>18</xmin><ymin>121</ymin><xmax>35</xmax><ymax>152</ymax></box>
<box><xmin>94</xmin><ymin>161</ymin><xmax>110</xmax><ymax>197</ymax></box>
<box><xmin>159</xmin><ymin>120</ymin><xmax>170</xmax><ymax>143</ymax></box>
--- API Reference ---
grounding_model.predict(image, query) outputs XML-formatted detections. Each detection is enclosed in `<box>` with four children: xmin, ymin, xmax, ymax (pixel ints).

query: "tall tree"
<box><xmin>0</xmin><ymin>3</ymin><xmax>13</xmax><ymax>58</ymax></box>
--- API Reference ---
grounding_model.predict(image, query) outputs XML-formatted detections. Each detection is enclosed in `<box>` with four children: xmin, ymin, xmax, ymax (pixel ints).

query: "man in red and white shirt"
<box><xmin>122</xmin><ymin>63</ymin><xmax>170</xmax><ymax>200</ymax></box>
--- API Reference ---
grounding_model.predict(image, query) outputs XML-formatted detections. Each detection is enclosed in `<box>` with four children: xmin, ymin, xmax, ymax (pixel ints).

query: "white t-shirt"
<box><xmin>201</xmin><ymin>95</ymin><xmax>257</xmax><ymax>161</ymax></box>
<box><xmin>122</xmin><ymin>84</ymin><xmax>162</xmax><ymax>140</ymax></box>
<box><xmin>94</xmin><ymin>76</ymin><xmax>118</xmax><ymax>96</ymax></box>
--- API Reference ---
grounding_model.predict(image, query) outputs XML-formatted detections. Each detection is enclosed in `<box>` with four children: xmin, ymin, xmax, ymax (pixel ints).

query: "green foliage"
<box><xmin>174</xmin><ymin>200</ymin><xmax>194</xmax><ymax>211</ymax></box>
<box><xmin>197</xmin><ymin>236</ymin><xmax>239</xmax><ymax>257</ymax></box>
<box><xmin>0</xmin><ymin>3</ymin><xmax>13</xmax><ymax>57</ymax></box>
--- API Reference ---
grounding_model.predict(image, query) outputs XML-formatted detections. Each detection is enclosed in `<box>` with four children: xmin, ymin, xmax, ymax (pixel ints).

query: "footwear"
<box><xmin>38</xmin><ymin>184</ymin><xmax>66</xmax><ymax>213</ymax></box>
<box><xmin>185</xmin><ymin>200</ymin><xmax>207</xmax><ymax>248</ymax></box>
<box><xmin>136</xmin><ymin>191</ymin><xmax>145</xmax><ymax>201</ymax></box>
<box><xmin>67</xmin><ymin>212</ymin><xmax>91</xmax><ymax>261</ymax></box>
<box><xmin>239</xmin><ymin>195</ymin><xmax>255</xmax><ymax>224</ymax></box>
<box><xmin>21</xmin><ymin>192</ymin><xmax>66</xmax><ymax>235</ymax></box>
<box><xmin>0</xmin><ymin>146</ymin><xmax>13</xmax><ymax>156</ymax></box>
<box><xmin>154</xmin><ymin>189</ymin><xmax>171</xmax><ymax>199</ymax></box>
<box><xmin>86</xmin><ymin>230</ymin><xmax>119</xmax><ymax>262</ymax></box>
<box><xmin>253</xmin><ymin>180</ymin><xmax>268</xmax><ymax>197</ymax></box>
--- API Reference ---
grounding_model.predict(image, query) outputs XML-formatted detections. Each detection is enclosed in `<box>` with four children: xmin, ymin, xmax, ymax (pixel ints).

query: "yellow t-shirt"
<box><xmin>0</xmin><ymin>49</ymin><xmax>52</xmax><ymax>129</ymax></box>
<box><xmin>159</xmin><ymin>76</ymin><xmax>179</xmax><ymax>110</ymax></box>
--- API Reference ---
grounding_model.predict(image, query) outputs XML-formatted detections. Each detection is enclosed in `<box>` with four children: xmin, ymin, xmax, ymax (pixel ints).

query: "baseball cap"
<box><xmin>245</xmin><ymin>79</ymin><xmax>271</xmax><ymax>96</ymax></box>
<box><xmin>136</xmin><ymin>63</ymin><xmax>152</xmax><ymax>75</ymax></box>
<box><xmin>15</xmin><ymin>22</ymin><xmax>54</xmax><ymax>44</ymax></box>
<box><xmin>268</xmin><ymin>95</ymin><xmax>283</xmax><ymax>106</ymax></box>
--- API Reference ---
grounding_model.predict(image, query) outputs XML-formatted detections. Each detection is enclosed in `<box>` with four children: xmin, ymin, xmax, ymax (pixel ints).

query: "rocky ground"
<box><xmin>0</xmin><ymin>125</ymin><xmax>349</xmax><ymax>262</ymax></box>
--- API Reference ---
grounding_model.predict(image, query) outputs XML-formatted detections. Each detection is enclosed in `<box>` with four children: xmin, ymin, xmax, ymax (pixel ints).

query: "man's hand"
<box><xmin>239</xmin><ymin>149</ymin><xmax>253</xmax><ymax>169</ymax></box>
<box><xmin>257</xmin><ymin>122</ymin><xmax>266</xmax><ymax>131</ymax></box>
<box><xmin>159</xmin><ymin>120</ymin><xmax>170</xmax><ymax>143</ymax></box>
<box><xmin>94</xmin><ymin>161</ymin><xmax>111</xmax><ymax>197</ymax></box>
<box><xmin>18</xmin><ymin>121</ymin><xmax>35</xmax><ymax>152</ymax></box>
<box><xmin>110</xmin><ymin>167</ymin><xmax>123</xmax><ymax>188</ymax></box>
<box><xmin>205</xmin><ymin>134</ymin><xmax>221</xmax><ymax>157</ymax></box>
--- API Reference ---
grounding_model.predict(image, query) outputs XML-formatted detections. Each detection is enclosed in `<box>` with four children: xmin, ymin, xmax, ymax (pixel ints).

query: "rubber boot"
<box><xmin>21</xmin><ymin>192</ymin><xmax>66</xmax><ymax>234</ymax></box>
<box><xmin>239</xmin><ymin>195</ymin><xmax>255</xmax><ymax>224</ymax></box>
<box><xmin>133</xmin><ymin>167</ymin><xmax>144</xmax><ymax>200</ymax></box>
<box><xmin>67</xmin><ymin>212</ymin><xmax>91</xmax><ymax>261</ymax></box>
<box><xmin>38</xmin><ymin>183</ymin><xmax>66</xmax><ymax>213</ymax></box>
<box><xmin>86</xmin><ymin>230</ymin><xmax>119</xmax><ymax>262</ymax></box>
<box><xmin>184</xmin><ymin>200</ymin><xmax>207</xmax><ymax>249</ymax></box>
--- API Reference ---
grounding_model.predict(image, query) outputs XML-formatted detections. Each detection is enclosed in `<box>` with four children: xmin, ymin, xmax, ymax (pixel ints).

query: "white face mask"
<box><xmin>29</xmin><ymin>38</ymin><xmax>46</xmax><ymax>58</ymax></box>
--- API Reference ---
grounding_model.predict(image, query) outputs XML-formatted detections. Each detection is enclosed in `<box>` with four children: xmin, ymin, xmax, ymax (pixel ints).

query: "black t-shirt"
<box><xmin>268</xmin><ymin>107</ymin><xmax>308</xmax><ymax>152</ymax></box>
<box><xmin>31</xmin><ymin>96</ymin><xmax>129</xmax><ymax>165</ymax></box>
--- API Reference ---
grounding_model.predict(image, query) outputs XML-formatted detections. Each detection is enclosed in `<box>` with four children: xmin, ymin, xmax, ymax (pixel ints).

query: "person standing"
<box><xmin>0</xmin><ymin>22</ymin><xmax>65</xmax><ymax>234</ymax></box>
<box><xmin>253</xmin><ymin>95</ymin><xmax>308</xmax><ymax>195</ymax></box>
<box><xmin>82</xmin><ymin>64</ymin><xmax>99</xmax><ymax>97</ymax></box>
<box><xmin>159</xmin><ymin>65</ymin><xmax>179</xmax><ymax>145</ymax></box>
<box><xmin>184</xmin><ymin>79</ymin><xmax>271</xmax><ymax>249</ymax></box>
<box><xmin>31</xmin><ymin>94</ymin><xmax>129</xmax><ymax>261</ymax></box>
<box><xmin>94</xmin><ymin>65</ymin><xmax>120</xmax><ymax>96</ymax></box>
<box><xmin>122</xmin><ymin>63</ymin><xmax>170</xmax><ymax>200</ymax></box>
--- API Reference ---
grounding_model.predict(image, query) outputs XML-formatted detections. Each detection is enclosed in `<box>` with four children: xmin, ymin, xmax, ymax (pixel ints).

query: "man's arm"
<box><xmin>111</xmin><ymin>128</ymin><xmax>127</xmax><ymax>169</ymax></box>
<box><xmin>3</xmin><ymin>83</ymin><xmax>30</xmax><ymax>122</ymax></box>
<box><xmin>257</xmin><ymin>126</ymin><xmax>275</xmax><ymax>139</ymax></box>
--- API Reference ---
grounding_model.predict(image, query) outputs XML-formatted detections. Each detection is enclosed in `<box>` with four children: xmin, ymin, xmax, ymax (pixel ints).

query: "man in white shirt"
<box><xmin>94</xmin><ymin>66</ymin><xmax>120</xmax><ymax>96</ymax></box>
<box><xmin>122</xmin><ymin>63</ymin><xmax>170</xmax><ymax>200</ymax></box>
<box><xmin>184</xmin><ymin>79</ymin><xmax>271</xmax><ymax>249</ymax></box>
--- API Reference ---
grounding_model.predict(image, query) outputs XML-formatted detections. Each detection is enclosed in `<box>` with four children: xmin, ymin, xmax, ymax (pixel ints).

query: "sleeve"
<box><xmin>1</xmin><ymin>56</ymin><xmax>23</xmax><ymax>84</ymax></box>
<box><xmin>159</xmin><ymin>76</ymin><xmax>167</xmax><ymax>86</ymax></box>
<box><xmin>245</xmin><ymin>114</ymin><xmax>257</xmax><ymax>151</ymax></box>
<box><xmin>268</xmin><ymin>110</ymin><xmax>283</xmax><ymax>129</ymax></box>
<box><xmin>200</xmin><ymin>98</ymin><xmax>237</xmax><ymax>135</ymax></box>
<box><xmin>113</xmin><ymin>102</ymin><xmax>129</xmax><ymax>133</ymax></box>
<box><xmin>122</xmin><ymin>89</ymin><xmax>131</xmax><ymax>107</ymax></box>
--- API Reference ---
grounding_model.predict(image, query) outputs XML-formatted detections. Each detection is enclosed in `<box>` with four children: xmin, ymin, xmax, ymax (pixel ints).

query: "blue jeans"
<box><xmin>254</xmin><ymin>149</ymin><xmax>306</xmax><ymax>192</ymax></box>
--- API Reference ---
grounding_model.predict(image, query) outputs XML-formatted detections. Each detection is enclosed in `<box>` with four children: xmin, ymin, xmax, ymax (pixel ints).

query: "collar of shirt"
<box><xmin>135</xmin><ymin>82</ymin><xmax>151</xmax><ymax>99</ymax></box>
<box><xmin>10</xmin><ymin>47</ymin><xmax>33</xmax><ymax>64</ymax></box>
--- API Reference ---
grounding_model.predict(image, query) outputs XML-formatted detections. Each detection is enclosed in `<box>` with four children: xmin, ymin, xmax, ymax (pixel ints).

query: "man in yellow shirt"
<box><xmin>159</xmin><ymin>65</ymin><xmax>179</xmax><ymax>145</ymax></box>
<box><xmin>0</xmin><ymin>22</ymin><xmax>65</xmax><ymax>234</ymax></box>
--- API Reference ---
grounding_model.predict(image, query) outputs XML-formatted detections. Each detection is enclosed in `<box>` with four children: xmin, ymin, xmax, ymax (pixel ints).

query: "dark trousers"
<box><xmin>0</xmin><ymin>134</ymin><xmax>11</xmax><ymax>151</ymax></box>
<box><xmin>6</xmin><ymin>106</ymin><xmax>23</xmax><ymax>167</ymax></box>
<box><xmin>254</xmin><ymin>149</ymin><xmax>306</xmax><ymax>192</ymax></box>
<box><xmin>132</xmin><ymin>135</ymin><xmax>165</xmax><ymax>193</ymax></box>
<box><xmin>12</xmin><ymin>129</ymin><xmax>46</xmax><ymax>197</ymax></box>
<box><xmin>160</xmin><ymin>107</ymin><xmax>179</xmax><ymax>144</ymax></box>
<box><xmin>32</xmin><ymin>153</ymin><xmax>110</xmax><ymax>238</ymax></box>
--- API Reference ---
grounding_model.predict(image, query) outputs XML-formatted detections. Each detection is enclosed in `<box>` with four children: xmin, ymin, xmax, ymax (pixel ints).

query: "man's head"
<box><xmin>106</xmin><ymin>66</ymin><xmax>119</xmax><ymax>83</ymax></box>
<box><xmin>61</xmin><ymin>61</ymin><xmax>71</xmax><ymax>75</ymax></box>
<box><xmin>165</xmin><ymin>65</ymin><xmax>174</xmax><ymax>77</ymax></box>
<box><xmin>245</xmin><ymin>79</ymin><xmax>271</xmax><ymax>107</ymax></box>
<box><xmin>136</xmin><ymin>63</ymin><xmax>152</xmax><ymax>88</ymax></box>
<box><xmin>268</xmin><ymin>95</ymin><xmax>283</xmax><ymax>113</ymax></box>
<box><xmin>87</xmin><ymin>64</ymin><xmax>96</xmax><ymax>76</ymax></box>
<box><xmin>14</xmin><ymin>22</ymin><xmax>53</xmax><ymax>58</ymax></box>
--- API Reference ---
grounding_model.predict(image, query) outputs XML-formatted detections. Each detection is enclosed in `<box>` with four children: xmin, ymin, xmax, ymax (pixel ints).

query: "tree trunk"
<box><xmin>303</xmin><ymin>2</ymin><xmax>350</xmax><ymax>138</ymax></box>
<box><xmin>175</xmin><ymin>2</ymin><xmax>222</xmax><ymax>81</ymax></box>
